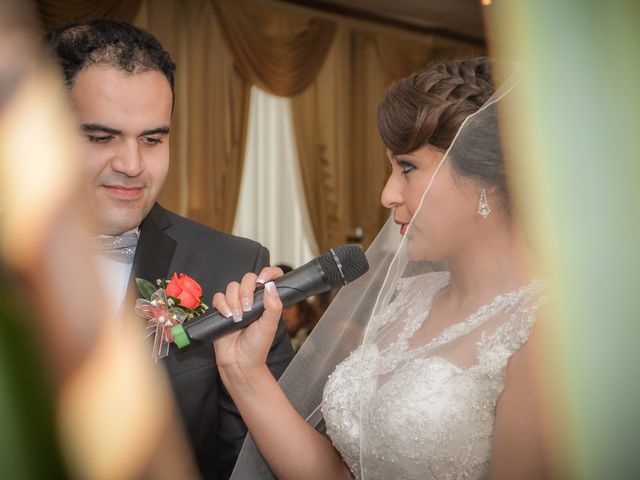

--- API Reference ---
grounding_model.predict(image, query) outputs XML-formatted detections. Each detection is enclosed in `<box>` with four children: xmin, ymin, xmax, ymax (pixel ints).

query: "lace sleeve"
<box><xmin>476</xmin><ymin>281</ymin><xmax>549</xmax><ymax>371</ymax></box>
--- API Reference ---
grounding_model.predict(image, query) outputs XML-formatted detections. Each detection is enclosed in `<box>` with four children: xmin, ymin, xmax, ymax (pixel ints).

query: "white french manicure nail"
<box><xmin>241</xmin><ymin>298</ymin><xmax>252</xmax><ymax>312</ymax></box>
<box><xmin>233</xmin><ymin>309</ymin><xmax>243</xmax><ymax>323</ymax></box>
<box><xmin>265</xmin><ymin>281</ymin><xmax>276</xmax><ymax>294</ymax></box>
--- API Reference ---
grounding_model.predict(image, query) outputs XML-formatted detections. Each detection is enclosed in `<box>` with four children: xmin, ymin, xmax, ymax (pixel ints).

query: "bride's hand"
<box><xmin>212</xmin><ymin>267</ymin><xmax>284</xmax><ymax>382</ymax></box>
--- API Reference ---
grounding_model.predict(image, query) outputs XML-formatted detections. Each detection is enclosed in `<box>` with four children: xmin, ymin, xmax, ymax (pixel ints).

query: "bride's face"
<box><xmin>381</xmin><ymin>145</ymin><xmax>444</xmax><ymax>235</ymax></box>
<box><xmin>381</xmin><ymin>145</ymin><xmax>482</xmax><ymax>261</ymax></box>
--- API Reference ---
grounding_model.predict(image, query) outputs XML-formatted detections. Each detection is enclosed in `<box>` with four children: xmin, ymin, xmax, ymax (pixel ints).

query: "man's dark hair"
<box><xmin>45</xmin><ymin>18</ymin><xmax>175</xmax><ymax>95</ymax></box>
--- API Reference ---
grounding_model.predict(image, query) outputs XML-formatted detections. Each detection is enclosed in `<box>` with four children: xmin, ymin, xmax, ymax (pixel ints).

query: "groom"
<box><xmin>45</xmin><ymin>19</ymin><xmax>293</xmax><ymax>479</ymax></box>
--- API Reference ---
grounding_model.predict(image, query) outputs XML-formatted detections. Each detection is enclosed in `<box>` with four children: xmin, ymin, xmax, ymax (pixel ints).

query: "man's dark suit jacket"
<box><xmin>131</xmin><ymin>204</ymin><xmax>294</xmax><ymax>479</ymax></box>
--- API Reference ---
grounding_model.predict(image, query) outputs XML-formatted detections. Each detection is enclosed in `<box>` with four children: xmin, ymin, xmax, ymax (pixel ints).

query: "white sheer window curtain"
<box><xmin>233</xmin><ymin>86</ymin><xmax>318</xmax><ymax>268</ymax></box>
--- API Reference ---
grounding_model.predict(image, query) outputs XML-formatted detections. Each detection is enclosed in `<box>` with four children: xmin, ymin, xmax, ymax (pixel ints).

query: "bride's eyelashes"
<box><xmin>398</xmin><ymin>160</ymin><xmax>417</xmax><ymax>176</ymax></box>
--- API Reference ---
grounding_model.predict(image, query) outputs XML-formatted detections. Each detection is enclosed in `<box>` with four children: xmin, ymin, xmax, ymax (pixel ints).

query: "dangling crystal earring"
<box><xmin>477</xmin><ymin>187</ymin><xmax>491</xmax><ymax>218</ymax></box>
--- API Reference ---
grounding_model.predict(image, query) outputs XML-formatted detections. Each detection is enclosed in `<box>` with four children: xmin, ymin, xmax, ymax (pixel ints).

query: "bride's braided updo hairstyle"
<box><xmin>377</xmin><ymin>57</ymin><xmax>510</xmax><ymax>210</ymax></box>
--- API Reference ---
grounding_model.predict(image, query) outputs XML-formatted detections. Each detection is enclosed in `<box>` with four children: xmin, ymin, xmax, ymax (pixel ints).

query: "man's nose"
<box><xmin>111</xmin><ymin>140</ymin><xmax>144</xmax><ymax>177</ymax></box>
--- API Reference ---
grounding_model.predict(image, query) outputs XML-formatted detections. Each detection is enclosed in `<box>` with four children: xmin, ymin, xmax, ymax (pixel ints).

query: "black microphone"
<box><xmin>171</xmin><ymin>244</ymin><xmax>369</xmax><ymax>348</ymax></box>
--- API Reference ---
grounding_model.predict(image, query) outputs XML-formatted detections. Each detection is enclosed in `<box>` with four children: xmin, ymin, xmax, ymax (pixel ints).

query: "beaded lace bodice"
<box><xmin>321</xmin><ymin>272</ymin><xmax>546</xmax><ymax>480</ymax></box>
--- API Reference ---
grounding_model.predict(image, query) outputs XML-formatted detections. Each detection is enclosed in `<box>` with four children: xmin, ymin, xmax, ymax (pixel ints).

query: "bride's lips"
<box><xmin>395</xmin><ymin>219</ymin><xmax>409</xmax><ymax>235</ymax></box>
<box><xmin>102</xmin><ymin>184</ymin><xmax>144</xmax><ymax>200</ymax></box>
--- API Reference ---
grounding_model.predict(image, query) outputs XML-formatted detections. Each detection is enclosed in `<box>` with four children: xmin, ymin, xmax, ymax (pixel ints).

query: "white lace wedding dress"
<box><xmin>322</xmin><ymin>271</ymin><xmax>547</xmax><ymax>480</ymax></box>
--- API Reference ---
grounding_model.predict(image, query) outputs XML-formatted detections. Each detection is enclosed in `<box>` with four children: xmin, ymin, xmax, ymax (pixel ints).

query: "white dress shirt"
<box><xmin>91</xmin><ymin>228</ymin><xmax>139</xmax><ymax>317</ymax></box>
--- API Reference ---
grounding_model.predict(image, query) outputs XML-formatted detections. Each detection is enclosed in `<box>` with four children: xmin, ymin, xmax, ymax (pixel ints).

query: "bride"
<box><xmin>213</xmin><ymin>57</ymin><xmax>550</xmax><ymax>479</ymax></box>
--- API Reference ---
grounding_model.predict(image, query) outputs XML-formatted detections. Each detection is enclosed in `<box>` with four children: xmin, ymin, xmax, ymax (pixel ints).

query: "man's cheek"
<box><xmin>83</xmin><ymin>151</ymin><xmax>109</xmax><ymax>181</ymax></box>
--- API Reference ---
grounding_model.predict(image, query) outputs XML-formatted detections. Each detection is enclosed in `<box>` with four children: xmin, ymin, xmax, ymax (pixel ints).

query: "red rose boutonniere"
<box><xmin>135</xmin><ymin>273</ymin><xmax>208</xmax><ymax>362</ymax></box>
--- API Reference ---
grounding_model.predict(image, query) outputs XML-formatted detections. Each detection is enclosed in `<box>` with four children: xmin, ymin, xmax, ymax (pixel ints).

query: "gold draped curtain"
<box><xmin>214</xmin><ymin>0</ymin><xmax>483</xmax><ymax>250</ymax></box>
<box><xmin>35</xmin><ymin>0</ymin><xmax>483</xmax><ymax>247</ymax></box>
<box><xmin>135</xmin><ymin>0</ymin><xmax>250</xmax><ymax>232</ymax></box>
<box><xmin>212</xmin><ymin>0</ymin><xmax>336</xmax><ymax>97</ymax></box>
<box><xmin>213</xmin><ymin>0</ymin><xmax>345</xmax><ymax>250</ymax></box>
<box><xmin>35</xmin><ymin>0</ymin><xmax>142</xmax><ymax>31</ymax></box>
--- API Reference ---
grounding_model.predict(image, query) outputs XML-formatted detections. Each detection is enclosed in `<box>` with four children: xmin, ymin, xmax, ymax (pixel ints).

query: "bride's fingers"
<box><xmin>214</xmin><ymin>282</ymin><xmax>282</xmax><ymax>371</ymax></box>
<box><xmin>239</xmin><ymin>272</ymin><xmax>257</xmax><ymax>313</ymax></box>
<box><xmin>212</xmin><ymin>292</ymin><xmax>233</xmax><ymax>319</ymax></box>
<box><xmin>211</xmin><ymin>292</ymin><xmax>238</xmax><ymax>354</ymax></box>
<box><xmin>225</xmin><ymin>281</ymin><xmax>242</xmax><ymax>323</ymax></box>
<box><xmin>256</xmin><ymin>266</ymin><xmax>285</xmax><ymax>285</ymax></box>
<box><xmin>258</xmin><ymin>281</ymin><xmax>283</xmax><ymax>335</ymax></box>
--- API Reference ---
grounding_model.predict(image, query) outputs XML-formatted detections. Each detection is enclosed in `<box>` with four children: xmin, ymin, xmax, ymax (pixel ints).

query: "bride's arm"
<box><xmin>220</xmin><ymin>363</ymin><xmax>351</xmax><ymax>480</ymax></box>
<box><xmin>489</xmin><ymin>319</ymin><xmax>552</xmax><ymax>479</ymax></box>
<box><xmin>213</xmin><ymin>269</ymin><xmax>352</xmax><ymax>480</ymax></box>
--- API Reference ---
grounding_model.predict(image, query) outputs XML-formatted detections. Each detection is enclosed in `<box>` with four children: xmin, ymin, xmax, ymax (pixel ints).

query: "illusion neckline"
<box><xmin>373</xmin><ymin>274</ymin><xmax>543</xmax><ymax>374</ymax></box>
<box><xmin>406</xmin><ymin>277</ymin><xmax>543</xmax><ymax>353</ymax></box>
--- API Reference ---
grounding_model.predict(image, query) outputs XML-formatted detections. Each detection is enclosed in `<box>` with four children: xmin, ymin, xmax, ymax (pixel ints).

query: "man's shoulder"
<box><xmin>154</xmin><ymin>204</ymin><xmax>264</xmax><ymax>253</ymax></box>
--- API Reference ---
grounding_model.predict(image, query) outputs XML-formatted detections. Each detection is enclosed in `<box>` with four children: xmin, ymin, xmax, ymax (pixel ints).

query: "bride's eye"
<box><xmin>398</xmin><ymin>161</ymin><xmax>416</xmax><ymax>175</ymax></box>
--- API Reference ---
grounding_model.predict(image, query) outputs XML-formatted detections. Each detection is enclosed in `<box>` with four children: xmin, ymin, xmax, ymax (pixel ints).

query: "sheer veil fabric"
<box><xmin>231</xmin><ymin>70</ymin><xmax>546</xmax><ymax>479</ymax></box>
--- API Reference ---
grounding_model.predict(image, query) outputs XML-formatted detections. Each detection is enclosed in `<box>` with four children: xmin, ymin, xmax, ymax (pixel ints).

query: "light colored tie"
<box><xmin>92</xmin><ymin>232</ymin><xmax>139</xmax><ymax>264</ymax></box>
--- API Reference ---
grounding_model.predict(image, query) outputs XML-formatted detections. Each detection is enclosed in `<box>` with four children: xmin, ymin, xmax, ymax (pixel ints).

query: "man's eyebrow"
<box><xmin>80</xmin><ymin>124</ymin><xmax>170</xmax><ymax>136</ymax></box>
<box><xmin>141</xmin><ymin>126</ymin><xmax>170</xmax><ymax>136</ymax></box>
<box><xmin>82</xmin><ymin>123</ymin><xmax>121</xmax><ymax>135</ymax></box>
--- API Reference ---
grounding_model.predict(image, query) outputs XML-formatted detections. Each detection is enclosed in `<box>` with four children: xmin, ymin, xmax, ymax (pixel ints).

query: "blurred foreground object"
<box><xmin>0</xmin><ymin>1</ymin><xmax>197</xmax><ymax>478</ymax></box>
<box><xmin>486</xmin><ymin>1</ymin><xmax>640</xmax><ymax>479</ymax></box>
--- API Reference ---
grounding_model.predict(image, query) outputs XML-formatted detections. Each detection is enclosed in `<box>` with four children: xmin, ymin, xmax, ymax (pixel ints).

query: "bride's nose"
<box><xmin>381</xmin><ymin>175</ymin><xmax>403</xmax><ymax>209</ymax></box>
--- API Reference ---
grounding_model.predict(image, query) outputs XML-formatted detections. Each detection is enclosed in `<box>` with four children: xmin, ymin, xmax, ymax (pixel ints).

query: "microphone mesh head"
<box><xmin>317</xmin><ymin>244</ymin><xmax>369</xmax><ymax>288</ymax></box>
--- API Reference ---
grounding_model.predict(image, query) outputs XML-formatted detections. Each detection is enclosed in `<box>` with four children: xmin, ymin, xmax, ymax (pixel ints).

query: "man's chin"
<box><xmin>94</xmin><ymin>209</ymin><xmax>149</xmax><ymax>235</ymax></box>
<box><xmin>92</xmin><ymin>195</ymin><xmax>155</xmax><ymax>227</ymax></box>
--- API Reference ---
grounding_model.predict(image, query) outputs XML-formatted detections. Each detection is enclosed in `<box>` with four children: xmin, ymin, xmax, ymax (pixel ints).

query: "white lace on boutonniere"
<box><xmin>135</xmin><ymin>273</ymin><xmax>208</xmax><ymax>362</ymax></box>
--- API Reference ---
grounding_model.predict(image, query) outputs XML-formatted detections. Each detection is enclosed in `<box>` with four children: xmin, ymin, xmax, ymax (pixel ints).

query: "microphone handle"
<box><xmin>172</xmin><ymin>259</ymin><xmax>330</xmax><ymax>348</ymax></box>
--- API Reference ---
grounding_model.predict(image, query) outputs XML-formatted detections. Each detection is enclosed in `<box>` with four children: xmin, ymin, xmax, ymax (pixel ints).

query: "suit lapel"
<box><xmin>129</xmin><ymin>204</ymin><xmax>176</xmax><ymax>302</ymax></box>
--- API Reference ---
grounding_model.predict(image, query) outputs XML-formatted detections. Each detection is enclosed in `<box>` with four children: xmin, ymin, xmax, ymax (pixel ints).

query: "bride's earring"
<box><xmin>477</xmin><ymin>187</ymin><xmax>491</xmax><ymax>218</ymax></box>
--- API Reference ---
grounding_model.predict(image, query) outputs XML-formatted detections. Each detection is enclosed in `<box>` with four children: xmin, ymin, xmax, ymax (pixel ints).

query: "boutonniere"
<box><xmin>135</xmin><ymin>273</ymin><xmax>209</xmax><ymax>362</ymax></box>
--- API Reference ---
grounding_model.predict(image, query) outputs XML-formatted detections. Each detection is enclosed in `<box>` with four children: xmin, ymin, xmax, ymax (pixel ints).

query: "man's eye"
<box><xmin>88</xmin><ymin>135</ymin><xmax>113</xmax><ymax>144</ymax></box>
<box><xmin>142</xmin><ymin>136</ymin><xmax>162</xmax><ymax>146</ymax></box>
